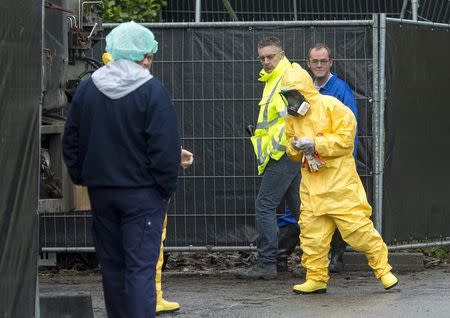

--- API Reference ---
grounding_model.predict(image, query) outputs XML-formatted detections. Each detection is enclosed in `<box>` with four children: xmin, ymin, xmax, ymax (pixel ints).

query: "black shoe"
<box><xmin>276</xmin><ymin>259</ymin><xmax>288</xmax><ymax>273</ymax></box>
<box><xmin>234</xmin><ymin>262</ymin><xmax>277</xmax><ymax>280</ymax></box>
<box><xmin>292</xmin><ymin>266</ymin><xmax>306</xmax><ymax>278</ymax></box>
<box><xmin>329</xmin><ymin>255</ymin><xmax>344</xmax><ymax>273</ymax></box>
<box><xmin>329</xmin><ymin>231</ymin><xmax>346</xmax><ymax>273</ymax></box>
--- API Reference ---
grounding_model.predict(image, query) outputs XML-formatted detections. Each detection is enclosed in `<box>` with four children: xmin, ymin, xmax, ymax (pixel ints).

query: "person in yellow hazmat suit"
<box><xmin>280</xmin><ymin>62</ymin><xmax>398</xmax><ymax>294</ymax></box>
<box><xmin>156</xmin><ymin>148</ymin><xmax>193</xmax><ymax>314</ymax></box>
<box><xmin>102</xmin><ymin>52</ymin><xmax>194</xmax><ymax>313</ymax></box>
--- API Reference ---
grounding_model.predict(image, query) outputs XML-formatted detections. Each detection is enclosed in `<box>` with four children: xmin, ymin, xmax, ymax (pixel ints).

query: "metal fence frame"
<box><xmin>40</xmin><ymin>15</ymin><xmax>450</xmax><ymax>253</ymax></box>
<box><xmin>160</xmin><ymin>0</ymin><xmax>449</xmax><ymax>24</ymax></box>
<box><xmin>41</xmin><ymin>18</ymin><xmax>378</xmax><ymax>252</ymax></box>
<box><xmin>380</xmin><ymin>16</ymin><xmax>450</xmax><ymax>249</ymax></box>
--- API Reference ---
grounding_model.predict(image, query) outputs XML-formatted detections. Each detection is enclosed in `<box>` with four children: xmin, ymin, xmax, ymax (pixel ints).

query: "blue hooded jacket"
<box><xmin>62</xmin><ymin>60</ymin><xmax>181</xmax><ymax>198</ymax></box>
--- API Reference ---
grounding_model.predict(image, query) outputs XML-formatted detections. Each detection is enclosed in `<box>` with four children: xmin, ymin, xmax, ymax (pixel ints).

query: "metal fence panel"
<box><xmin>160</xmin><ymin>0</ymin><xmax>438</xmax><ymax>22</ymax></box>
<box><xmin>418</xmin><ymin>0</ymin><xmax>450</xmax><ymax>23</ymax></box>
<box><xmin>40</xmin><ymin>22</ymin><xmax>375</xmax><ymax>250</ymax></box>
<box><xmin>383</xmin><ymin>19</ymin><xmax>450</xmax><ymax>244</ymax></box>
<box><xmin>155</xmin><ymin>25</ymin><xmax>374</xmax><ymax>247</ymax></box>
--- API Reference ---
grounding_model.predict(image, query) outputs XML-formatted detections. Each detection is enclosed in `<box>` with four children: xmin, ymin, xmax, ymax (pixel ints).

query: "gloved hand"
<box><xmin>302</xmin><ymin>152</ymin><xmax>325</xmax><ymax>172</ymax></box>
<box><xmin>291</xmin><ymin>136</ymin><xmax>315</xmax><ymax>155</ymax></box>
<box><xmin>180</xmin><ymin>148</ymin><xmax>194</xmax><ymax>169</ymax></box>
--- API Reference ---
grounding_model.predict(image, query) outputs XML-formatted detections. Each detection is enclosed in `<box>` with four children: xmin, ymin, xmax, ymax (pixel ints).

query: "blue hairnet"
<box><xmin>106</xmin><ymin>21</ymin><xmax>158</xmax><ymax>62</ymax></box>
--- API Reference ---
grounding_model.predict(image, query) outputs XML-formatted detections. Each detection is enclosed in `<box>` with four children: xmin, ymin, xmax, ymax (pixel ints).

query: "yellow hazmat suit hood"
<box><xmin>280</xmin><ymin>62</ymin><xmax>320</xmax><ymax>104</ymax></box>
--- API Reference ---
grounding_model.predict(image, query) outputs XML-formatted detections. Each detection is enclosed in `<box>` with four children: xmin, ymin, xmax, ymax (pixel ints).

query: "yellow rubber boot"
<box><xmin>380</xmin><ymin>272</ymin><xmax>398</xmax><ymax>290</ymax></box>
<box><xmin>156</xmin><ymin>299</ymin><xmax>180</xmax><ymax>314</ymax></box>
<box><xmin>156</xmin><ymin>216</ymin><xmax>181</xmax><ymax>314</ymax></box>
<box><xmin>293</xmin><ymin>279</ymin><xmax>327</xmax><ymax>294</ymax></box>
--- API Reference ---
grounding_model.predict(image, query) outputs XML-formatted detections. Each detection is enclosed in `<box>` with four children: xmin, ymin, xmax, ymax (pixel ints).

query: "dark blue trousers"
<box><xmin>88</xmin><ymin>187</ymin><xmax>166</xmax><ymax>318</ymax></box>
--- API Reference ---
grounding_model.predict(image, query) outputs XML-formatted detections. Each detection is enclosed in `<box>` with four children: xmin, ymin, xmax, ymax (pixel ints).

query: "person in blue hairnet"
<box><xmin>62</xmin><ymin>21</ymin><xmax>181</xmax><ymax>318</ymax></box>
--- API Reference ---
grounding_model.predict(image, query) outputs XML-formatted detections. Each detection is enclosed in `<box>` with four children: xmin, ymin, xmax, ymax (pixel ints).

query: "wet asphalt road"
<box><xmin>40</xmin><ymin>267</ymin><xmax>450</xmax><ymax>318</ymax></box>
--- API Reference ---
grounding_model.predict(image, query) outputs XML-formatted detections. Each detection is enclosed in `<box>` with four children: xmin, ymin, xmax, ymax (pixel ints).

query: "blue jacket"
<box><xmin>319</xmin><ymin>74</ymin><xmax>358</xmax><ymax>157</ymax></box>
<box><xmin>62</xmin><ymin>62</ymin><xmax>181</xmax><ymax>199</ymax></box>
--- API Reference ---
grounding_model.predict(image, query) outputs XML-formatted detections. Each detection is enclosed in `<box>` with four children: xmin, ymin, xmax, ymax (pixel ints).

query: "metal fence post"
<box><xmin>411</xmin><ymin>0</ymin><xmax>419</xmax><ymax>21</ymax></box>
<box><xmin>372</xmin><ymin>14</ymin><xmax>381</xmax><ymax>234</ymax></box>
<box><xmin>293</xmin><ymin>0</ymin><xmax>298</xmax><ymax>21</ymax></box>
<box><xmin>195</xmin><ymin>0</ymin><xmax>201</xmax><ymax>23</ymax></box>
<box><xmin>379</xmin><ymin>14</ymin><xmax>387</xmax><ymax>234</ymax></box>
<box><xmin>373</xmin><ymin>13</ymin><xmax>387</xmax><ymax>234</ymax></box>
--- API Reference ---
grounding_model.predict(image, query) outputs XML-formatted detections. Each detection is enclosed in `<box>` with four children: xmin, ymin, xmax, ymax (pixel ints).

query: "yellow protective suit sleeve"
<box><xmin>285</xmin><ymin>116</ymin><xmax>303</xmax><ymax>162</ymax></box>
<box><xmin>155</xmin><ymin>215</ymin><xmax>168</xmax><ymax>303</ymax></box>
<box><xmin>314</xmin><ymin>98</ymin><xmax>356</xmax><ymax>158</ymax></box>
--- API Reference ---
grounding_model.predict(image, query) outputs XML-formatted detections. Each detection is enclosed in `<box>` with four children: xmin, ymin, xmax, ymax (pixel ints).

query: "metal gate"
<box><xmin>40</xmin><ymin>19</ymin><xmax>379</xmax><ymax>251</ymax></box>
<box><xmin>40</xmin><ymin>15</ymin><xmax>450</xmax><ymax>252</ymax></box>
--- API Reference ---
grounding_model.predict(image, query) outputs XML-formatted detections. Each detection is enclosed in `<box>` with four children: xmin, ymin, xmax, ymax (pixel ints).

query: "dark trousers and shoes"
<box><xmin>329</xmin><ymin>231</ymin><xmax>346</xmax><ymax>273</ymax></box>
<box><xmin>235</xmin><ymin>261</ymin><xmax>277</xmax><ymax>280</ymax></box>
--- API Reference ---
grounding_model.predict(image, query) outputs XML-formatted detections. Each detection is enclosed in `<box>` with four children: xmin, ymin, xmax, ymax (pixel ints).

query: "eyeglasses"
<box><xmin>258</xmin><ymin>51</ymin><xmax>282</xmax><ymax>62</ymax></box>
<box><xmin>309</xmin><ymin>59</ymin><xmax>330</xmax><ymax>66</ymax></box>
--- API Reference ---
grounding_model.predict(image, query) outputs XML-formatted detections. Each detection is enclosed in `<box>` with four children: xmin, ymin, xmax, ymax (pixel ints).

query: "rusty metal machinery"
<box><xmin>40</xmin><ymin>1</ymin><xmax>103</xmax><ymax>212</ymax></box>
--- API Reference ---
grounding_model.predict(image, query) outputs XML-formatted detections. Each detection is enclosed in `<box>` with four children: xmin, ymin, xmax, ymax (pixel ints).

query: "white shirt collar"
<box><xmin>314</xmin><ymin>73</ymin><xmax>333</xmax><ymax>90</ymax></box>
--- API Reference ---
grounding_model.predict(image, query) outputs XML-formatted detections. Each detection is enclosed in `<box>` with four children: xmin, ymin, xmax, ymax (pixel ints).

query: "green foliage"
<box><xmin>408</xmin><ymin>247</ymin><xmax>450</xmax><ymax>259</ymax></box>
<box><xmin>103</xmin><ymin>0</ymin><xmax>167</xmax><ymax>23</ymax></box>
<box><xmin>423</xmin><ymin>247</ymin><xmax>449</xmax><ymax>259</ymax></box>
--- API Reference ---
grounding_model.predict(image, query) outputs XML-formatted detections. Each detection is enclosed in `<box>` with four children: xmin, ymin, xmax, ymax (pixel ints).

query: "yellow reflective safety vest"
<box><xmin>251</xmin><ymin>57</ymin><xmax>291</xmax><ymax>175</ymax></box>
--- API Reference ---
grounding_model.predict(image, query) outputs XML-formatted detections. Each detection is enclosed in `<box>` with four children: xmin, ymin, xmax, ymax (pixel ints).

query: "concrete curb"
<box><xmin>40</xmin><ymin>291</ymin><xmax>94</xmax><ymax>318</ymax></box>
<box><xmin>162</xmin><ymin>252</ymin><xmax>425</xmax><ymax>277</ymax></box>
<box><xmin>343</xmin><ymin>252</ymin><xmax>425</xmax><ymax>272</ymax></box>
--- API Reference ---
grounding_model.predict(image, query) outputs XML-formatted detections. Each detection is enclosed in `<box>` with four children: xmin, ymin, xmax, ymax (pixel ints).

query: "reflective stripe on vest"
<box><xmin>271</xmin><ymin>126</ymin><xmax>286</xmax><ymax>151</ymax></box>
<box><xmin>257</xmin><ymin>77</ymin><xmax>282</xmax><ymax>131</ymax></box>
<box><xmin>257</xmin><ymin>138</ymin><xmax>263</xmax><ymax>164</ymax></box>
<box><xmin>278</xmin><ymin>110</ymin><xmax>287</xmax><ymax>118</ymax></box>
<box><xmin>256</xmin><ymin>117</ymin><xmax>278</xmax><ymax>129</ymax></box>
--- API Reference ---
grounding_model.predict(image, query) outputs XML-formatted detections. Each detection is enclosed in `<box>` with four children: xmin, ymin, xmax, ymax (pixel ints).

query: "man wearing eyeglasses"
<box><xmin>306</xmin><ymin>43</ymin><xmax>359</xmax><ymax>274</ymax></box>
<box><xmin>235</xmin><ymin>37</ymin><xmax>301</xmax><ymax>280</ymax></box>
